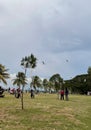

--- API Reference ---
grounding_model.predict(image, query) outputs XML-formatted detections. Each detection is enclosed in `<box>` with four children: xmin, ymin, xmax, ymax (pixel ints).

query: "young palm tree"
<box><xmin>0</xmin><ymin>64</ymin><xmax>9</xmax><ymax>85</ymax></box>
<box><xmin>21</xmin><ymin>54</ymin><xmax>37</xmax><ymax>90</ymax></box>
<box><xmin>13</xmin><ymin>72</ymin><xmax>27</xmax><ymax>109</ymax></box>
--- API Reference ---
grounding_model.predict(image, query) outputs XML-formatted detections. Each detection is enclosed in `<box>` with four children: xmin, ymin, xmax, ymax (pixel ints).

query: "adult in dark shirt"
<box><xmin>30</xmin><ymin>89</ymin><xmax>34</xmax><ymax>98</ymax></box>
<box><xmin>65</xmin><ymin>87</ymin><xmax>69</xmax><ymax>101</ymax></box>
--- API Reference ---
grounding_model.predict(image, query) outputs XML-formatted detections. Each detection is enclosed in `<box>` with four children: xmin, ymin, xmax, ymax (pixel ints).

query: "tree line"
<box><xmin>0</xmin><ymin>54</ymin><xmax>91</xmax><ymax>109</ymax></box>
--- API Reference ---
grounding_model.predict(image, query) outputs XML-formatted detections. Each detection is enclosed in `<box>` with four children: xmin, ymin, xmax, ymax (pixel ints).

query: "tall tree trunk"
<box><xmin>21</xmin><ymin>85</ymin><xmax>24</xmax><ymax>110</ymax></box>
<box><xmin>21</xmin><ymin>68</ymin><xmax>26</xmax><ymax>110</ymax></box>
<box><xmin>25</xmin><ymin>68</ymin><xmax>27</xmax><ymax>76</ymax></box>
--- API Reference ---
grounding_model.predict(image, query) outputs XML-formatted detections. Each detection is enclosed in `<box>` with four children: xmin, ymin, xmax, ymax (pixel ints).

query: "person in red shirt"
<box><xmin>60</xmin><ymin>89</ymin><xmax>64</xmax><ymax>100</ymax></box>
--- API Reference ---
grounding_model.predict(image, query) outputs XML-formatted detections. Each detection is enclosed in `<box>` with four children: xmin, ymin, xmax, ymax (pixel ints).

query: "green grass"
<box><xmin>0</xmin><ymin>92</ymin><xmax>91</xmax><ymax>130</ymax></box>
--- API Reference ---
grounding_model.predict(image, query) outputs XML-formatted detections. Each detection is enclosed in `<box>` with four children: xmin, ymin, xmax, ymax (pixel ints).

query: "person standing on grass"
<box><xmin>15</xmin><ymin>88</ymin><xmax>21</xmax><ymax>98</ymax></box>
<box><xmin>30</xmin><ymin>89</ymin><xmax>34</xmax><ymax>98</ymax></box>
<box><xmin>60</xmin><ymin>89</ymin><xmax>64</xmax><ymax>100</ymax></box>
<box><xmin>65</xmin><ymin>87</ymin><xmax>69</xmax><ymax>101</ymax></box>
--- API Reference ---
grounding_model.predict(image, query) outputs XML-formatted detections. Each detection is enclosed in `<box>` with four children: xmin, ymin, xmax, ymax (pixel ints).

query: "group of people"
<box><xmin>58</xmin><ymin>87</ymin><xmax>69</xmax><ymax>101</ymax></box>
<box><xmin>15</xmin><ymin>88</ymin><xmax>21</xmax><ymax>98</ymax></box>
<box><xmin>15</xmin><ymin>88</ymin><xmax>35</xmax><ymax>99</ymax></box>
<box><xmin>9</xmin><ymin>87</ymin><xmax>69</xmax><ymax>100</ymax></box>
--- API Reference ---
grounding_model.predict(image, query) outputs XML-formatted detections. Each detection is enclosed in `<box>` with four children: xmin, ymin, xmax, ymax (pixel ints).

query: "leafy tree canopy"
<box><xmin>49</xmin><ymin>73</ymin><xmax>63</xmax><ymax>91</ymax></box>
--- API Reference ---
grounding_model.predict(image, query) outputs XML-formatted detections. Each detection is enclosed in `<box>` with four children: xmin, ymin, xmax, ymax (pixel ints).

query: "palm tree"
<box><xmin>0</xmin><ymin>64</ymin><xmax>9</xmax><ymax>85</ymax></box>
<box><xmin>27</xmin><ymin>54</ymin><xmax>37</xmax><ymax>69</ymax></box>
<box><xmin>21</xmin><ymin>54</ymin><xmax>37</xmax><ymax>90</ymax></box>
<box><xmin>21</xmin><ymin>54</ymin><xmax>37</xmax><ymax>76</ymax></box>
<box><xmin>21</xmin><ymin>56</ymin><xmax>29</xmax><ymax>76</ymax></box>
<box><xmin>30</xmin><ymin>76</ymin><xmax>42</xmax><ymax>90</ymax></box>
<box><xmin>13</xmin><ymin>72</ymin><xmax>27</xmax><ymax>109</ymax></box>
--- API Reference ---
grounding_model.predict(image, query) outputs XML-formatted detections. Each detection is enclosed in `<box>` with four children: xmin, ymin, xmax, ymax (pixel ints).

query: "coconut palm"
<box><xmin>21</xmin><ymin>56</ymin><xmax>29</xmax><ymax>76</ymax></box>
<box><xmin>13</xmin><ymin>72</ymin><xmax>27</xmax><ymax>109</ymax></box>
<box><xmin>27</xmin><ymin>54</ymin><xmax>37</xmax><ymax>69</ymax></box>
<box><xmin>0</xmin><ymin>64</ymin><xmax>9</xmax><ymax>97</ymax></box>
<box><xmin>30</xmin><ymin>76</ymin><xmax>42</xmax><ymax>90</ymax></box>
<box><xmin>0</xmin><ymin>64</ymin><xmax>9</xmax><ymax>85</ymax></box>
<box><xmin>21</xmin><ymin>54</ymin><xmax>37</xmax><ymax>78</ymax></box>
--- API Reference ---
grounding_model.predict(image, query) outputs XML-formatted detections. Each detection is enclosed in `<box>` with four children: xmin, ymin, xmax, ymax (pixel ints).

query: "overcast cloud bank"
<box><xmin>0</xmin><ymin>0</ymin><xmax>91</xmax><ymax>88</ymax></box>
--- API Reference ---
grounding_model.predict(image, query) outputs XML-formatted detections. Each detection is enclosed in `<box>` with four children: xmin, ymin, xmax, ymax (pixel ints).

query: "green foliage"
<box><xmin>21</xmin><ymin>54</ymin><xmax>37</xmax><ymax>71</ymax></box>
<box><xmin>49</xmin><ymin>73</ymin><xmax>63</xmax><ymax>91</ymax></box>
<box><xmin>30</xmin><ymin>75</ymin><xmax>42</xmax><ymax>90</ymax></box>
<box><xmin>64</xmin><ymin>74</ymin><xmax>91</xmax><ymax>94</ymax></box>
<box><xmin>0</xmin><ymin>64</ymin><xmax>9</xmax><ymax>85</ymax></box>
<box><xmin>87</xmin><ymin>66</ymin><xmax>91</xmax><ymax>75</ymax></box>
<box><xmin>12</xmin><ymin>72</ymin><xmax>27</xmax><ymax>109</ymax></box>
<box><xmin>13</xmin><ymin>72</ymin><xmax>27</xmax><ymax>87</ymax></box>
<box><xmin>43</xmin><ymin>78</ymin><xmax>50</xmax><ymax>92</ymax></box>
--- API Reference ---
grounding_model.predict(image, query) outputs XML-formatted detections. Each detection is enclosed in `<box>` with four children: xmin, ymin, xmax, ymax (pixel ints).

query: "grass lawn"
<box><xmin>0</xmin><ymin>92</ymin><xmax>91</xmax><ymax>130</ymax></box>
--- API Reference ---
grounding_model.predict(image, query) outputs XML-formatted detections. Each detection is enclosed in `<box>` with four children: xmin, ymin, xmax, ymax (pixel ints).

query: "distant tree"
<box><xmin>13</xmin><ymin>72</ymin><xmax>27</xmax><ymax>110</ymax></box>
<box><xmin>67</xmin><ymin>74</ymin><xmax>91</xmax><ymax>94</ymax></box>
<box><xmin>30</xmin><ymin>76</ymin><xmax>42</xmax><ymax>90</ymax></box>
<box><xmin>47</xmin><ymin>81</ymin><xmax>54</xmax><ymax>93</ymax></box>
<box><xmin>43</xmin><ymin>79</ymin><xmax>49</xmax><ymax>92</ymax></box>
<box><xmin>0</xmin><ymin>64</ymin><xmax>9</xmax><ymax>85</ymax></box>
<box><xmin>49</xmin><ymin>74</ymin><xmax>63</xmax><ymax>92</ymax></box>
<box><xmin>87</xmin><ymin>66</ymin><xmax>91</xmax><ymax>75</ymax></box>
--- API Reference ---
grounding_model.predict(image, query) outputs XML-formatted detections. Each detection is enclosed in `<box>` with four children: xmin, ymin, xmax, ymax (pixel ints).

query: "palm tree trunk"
<box><xmin>25</xmin><ymin>68</ymin><xmax>27</xmax><ymax>76</ymax></box>
<box><xmin>21</xmin><ymin>68</ymin><xmax>27</xmax><ymax>110</ymax></box>
<box><xmin>21</xmin><ymin>85</ymin><xmax>24</xmax><ymax>110</ymax></box>
<box><xmin>20</xmin><ymin>68</ymin><xmax>27</xmax><ymax>110</ymax></box>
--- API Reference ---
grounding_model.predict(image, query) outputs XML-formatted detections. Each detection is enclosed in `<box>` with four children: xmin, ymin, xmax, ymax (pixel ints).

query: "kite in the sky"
<box><xmin>42</xmin><ymin>61</ymin><xmax>45</xmax><ymax>64</ymax></box>
<box><xmin>66</xmin><ymin>59</ymin><xmax>69</xmax><ymax>62</ymax></box>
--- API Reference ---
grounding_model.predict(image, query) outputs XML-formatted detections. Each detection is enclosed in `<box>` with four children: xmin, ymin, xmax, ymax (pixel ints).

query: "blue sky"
<box><xmin>0</xmin><ymin>0</ymin><xmax>91</xmax><ymax>87</ymax></box>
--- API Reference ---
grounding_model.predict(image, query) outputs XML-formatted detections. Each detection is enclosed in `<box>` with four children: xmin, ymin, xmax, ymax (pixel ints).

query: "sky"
<box><xmin>0</xmin><ymin>0</ymin><xmax>91</xmax><ymax>88</ymax></box>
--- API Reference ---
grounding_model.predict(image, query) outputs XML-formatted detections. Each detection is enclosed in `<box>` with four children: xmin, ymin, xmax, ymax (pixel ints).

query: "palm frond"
<box><xmin>0</xmin><ymin>64</ymin><xmax>9</xmax><ymax>85</ymax></box>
